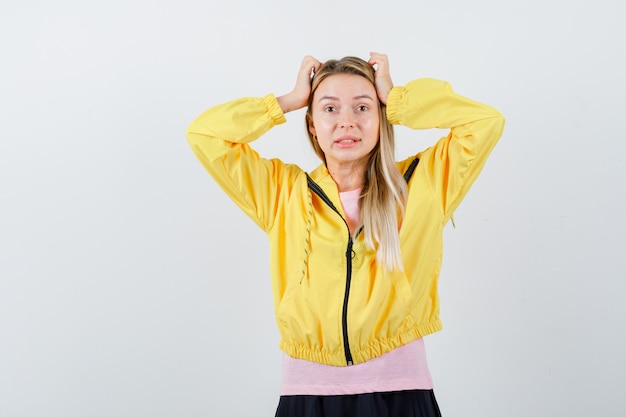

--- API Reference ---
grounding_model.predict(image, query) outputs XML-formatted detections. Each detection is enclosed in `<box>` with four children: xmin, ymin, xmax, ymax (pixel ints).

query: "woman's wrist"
<box><xmin>277</xmin><ymin>92</ymin><xmax>306</xmax><ymax>114</ymax></box>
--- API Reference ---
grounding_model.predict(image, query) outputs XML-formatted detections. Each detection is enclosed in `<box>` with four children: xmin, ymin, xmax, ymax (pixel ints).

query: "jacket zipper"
<box><xmin>306</xmin><ymin>175</ymin><xmax>355</xmax><ymax>366</ymax></box>
<box><xmin>342</xmin><ymin>236</ymin><xmax>354</xmax><ymax>365</ymax></box>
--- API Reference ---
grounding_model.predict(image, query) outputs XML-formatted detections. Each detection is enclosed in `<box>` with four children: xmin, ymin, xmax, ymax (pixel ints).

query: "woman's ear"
<box><xmin>306</xmin><ymin>114</ymin><xmax>316</xmax><ymax>137</ymax></box>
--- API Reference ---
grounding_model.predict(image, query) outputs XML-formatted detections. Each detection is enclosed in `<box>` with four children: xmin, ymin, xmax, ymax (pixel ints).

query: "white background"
<box><xmin>1</xmin><ymin>0</ymin><xmax>625</xmax><ymax>416</ymax></box>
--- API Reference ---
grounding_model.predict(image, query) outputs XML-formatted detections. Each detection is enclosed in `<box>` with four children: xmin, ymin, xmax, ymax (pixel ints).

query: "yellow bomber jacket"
<box><xmin>186</xmin><ymin>78</ymin><xmax>505</xmax><ymax>366</ymax></box>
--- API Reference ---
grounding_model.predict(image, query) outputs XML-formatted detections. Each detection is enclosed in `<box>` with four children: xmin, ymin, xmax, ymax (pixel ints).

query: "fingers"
<box><xmin>368</xmin><ymin>52</ymin><xmax>393</xmax><ymax>105</ymax></box>
<box><xmin>293</xmin><ymin>55</ymin><xmax>321</xmax><ymax>94</ymax></box>
<box><xmin>368</xmin><ymin>52</ymin><xmax>389</xmax><ymax>72</ymax></box>
<box><xmin>300</xmin><ymin>55</ymin><xmax>322</xmax><ymax>79</ymax></box>
<box><xmin>280</xmin><ymin>56</ymin><xmax>321</xmax><ymax>113</ymax></box>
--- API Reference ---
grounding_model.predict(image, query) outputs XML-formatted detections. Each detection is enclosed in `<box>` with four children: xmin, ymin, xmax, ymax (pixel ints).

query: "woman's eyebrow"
<box><xmin>318</xmin><ymin>94</ymin><xmax>375</xmax><ymax>102</ymax></box>
<box><xmin>318</xmin><ymin>95</ymin><xmax>338</xmax><ymax>102</ymax></box>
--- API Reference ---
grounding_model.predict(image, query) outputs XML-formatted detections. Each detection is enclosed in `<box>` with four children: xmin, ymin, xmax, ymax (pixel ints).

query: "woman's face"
<box><xmin>309</xmin><ymin>73</ymin><xmax>380</xmax><ymax>171</ymax></box>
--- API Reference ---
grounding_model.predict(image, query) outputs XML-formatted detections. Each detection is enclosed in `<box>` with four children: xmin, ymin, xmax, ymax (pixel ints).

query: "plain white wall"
<box><xmin>1</xmin><ymin>0</ymin><xmax>625</xmax><ymax>416</ymax></box>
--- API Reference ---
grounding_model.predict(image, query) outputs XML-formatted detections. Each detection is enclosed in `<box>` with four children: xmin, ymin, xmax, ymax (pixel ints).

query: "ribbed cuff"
<box><xmin>385</xmin><ymin>86</ymin><xmax>404</xmax><ymax>124</ymax></box>
<box><xmin>264</xmin><ymin>94</ymin><xmax>287</xmax><ymax>125</ymax></box>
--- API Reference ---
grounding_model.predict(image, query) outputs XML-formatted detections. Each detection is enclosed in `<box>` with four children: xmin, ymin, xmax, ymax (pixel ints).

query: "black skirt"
<box><xmin>275</xmin><ymin>389</ymin><xmax>442</xmax><ymax>417</ymax></box>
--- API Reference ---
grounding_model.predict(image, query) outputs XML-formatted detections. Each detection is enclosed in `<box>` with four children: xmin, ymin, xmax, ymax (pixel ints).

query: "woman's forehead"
<box><xmin>315</xmin><ymin>73</ymin><xmax>376</xmax><ymax>100</ymax></box>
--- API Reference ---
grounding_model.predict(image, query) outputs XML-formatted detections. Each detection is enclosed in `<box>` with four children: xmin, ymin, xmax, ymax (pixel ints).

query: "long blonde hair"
<box><xmin>305</xmin><ymin>56</ymin><xmax>408</xmax><ymax>271</ymax></box>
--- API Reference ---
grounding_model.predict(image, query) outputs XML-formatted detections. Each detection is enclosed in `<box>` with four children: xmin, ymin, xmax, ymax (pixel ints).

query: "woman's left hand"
<box><xmin>368</xmin><ymin>52</ymin><xmax>393</xmax><ymax>105</ymax></box>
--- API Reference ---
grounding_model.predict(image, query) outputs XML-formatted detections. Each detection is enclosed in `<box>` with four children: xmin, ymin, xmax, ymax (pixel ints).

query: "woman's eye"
<box><xmin>324</xmin><ymin>106</ymin><xmax>336</xmax><ymax>113</ymax></box>
<box><xmin>357</xmin><ymin>105</ymin><xmax>369</xmax><ymax>112</ymax></box>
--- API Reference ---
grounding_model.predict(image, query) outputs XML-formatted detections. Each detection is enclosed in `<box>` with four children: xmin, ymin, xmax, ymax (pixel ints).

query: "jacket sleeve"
<box><xmin>186</xmin><ymin>94</ymin><xmax>298</xmax><ymax>232</ymax></box>
<box><xmin>387</xmin><ymin>78</ymin><xmax>505</xmax><ymax>219</ymax></box>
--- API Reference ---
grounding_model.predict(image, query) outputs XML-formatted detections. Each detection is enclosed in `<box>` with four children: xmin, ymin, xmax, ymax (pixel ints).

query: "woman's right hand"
<box><xmin>277</xmin><ymin>55</ymin><xmax>322</xmax><ymax>113</ymax></box>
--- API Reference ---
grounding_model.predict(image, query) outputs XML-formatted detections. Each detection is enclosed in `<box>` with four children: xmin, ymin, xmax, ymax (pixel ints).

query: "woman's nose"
<box><xmin>339</xmin><ymin>112</ymin><xmax>355</xmax><ymax>128</ymax></box>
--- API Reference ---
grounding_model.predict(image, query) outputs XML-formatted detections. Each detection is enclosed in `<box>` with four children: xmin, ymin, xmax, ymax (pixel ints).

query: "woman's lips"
<box><xmin>334</xmin><ymin>135</ymin><xmax>360</xmax><ymax>145</ymax></box>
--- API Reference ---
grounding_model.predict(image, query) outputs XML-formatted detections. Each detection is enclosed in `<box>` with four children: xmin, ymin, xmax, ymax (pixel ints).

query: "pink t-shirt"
<box><xmin>279</xmin><ymin>188</ymin><xmax>433</xmax><ymax>396</ymax></box>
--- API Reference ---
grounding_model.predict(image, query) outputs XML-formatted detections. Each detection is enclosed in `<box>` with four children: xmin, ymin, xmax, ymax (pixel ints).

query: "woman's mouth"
<box><xmin>334</xmin><ymin>135</ymin><xmax>360</xmax><ymax>144</ymax></box>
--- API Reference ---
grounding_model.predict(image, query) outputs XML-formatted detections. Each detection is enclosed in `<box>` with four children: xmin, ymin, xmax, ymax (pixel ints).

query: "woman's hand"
<box><xmin>277</xmin><ymin>55</ymin><xmax>322</xmax><ymax>113</ymax></box>
<box><xmin>368</xmin><ymin>52</ymin><xmax>393</xmax><ymax>105</ymax></box>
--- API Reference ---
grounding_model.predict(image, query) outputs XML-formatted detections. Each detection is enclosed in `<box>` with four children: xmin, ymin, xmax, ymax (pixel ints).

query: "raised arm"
<box><xmin>186</xmin><ymin>56</ymin><xmax>321</xmax><ymax>231</ymax></box>
<box><xmin>387</xmin><ymin>78</ymin><xmax>505</xmax><ymax>218</ymax></box>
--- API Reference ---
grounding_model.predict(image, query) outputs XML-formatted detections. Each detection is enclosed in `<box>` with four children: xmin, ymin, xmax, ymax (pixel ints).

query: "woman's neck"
<box><xmin>326</xmin><ymin>161</ymin><xmax>366</xmax><ymax>192</ymax></box>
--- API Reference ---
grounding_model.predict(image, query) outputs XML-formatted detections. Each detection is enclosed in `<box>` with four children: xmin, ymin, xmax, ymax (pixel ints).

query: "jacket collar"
<box><xmin>308</xmin><ymin>164</ymin><xmax>344</xmax><ymax>215</ymax></box>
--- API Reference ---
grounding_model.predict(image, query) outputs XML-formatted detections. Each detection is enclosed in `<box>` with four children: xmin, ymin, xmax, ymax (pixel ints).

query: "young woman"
<box><xmin>186</xmin><ymin>53</ymin><xmax>504</xmax><ymax>416</ymax></box>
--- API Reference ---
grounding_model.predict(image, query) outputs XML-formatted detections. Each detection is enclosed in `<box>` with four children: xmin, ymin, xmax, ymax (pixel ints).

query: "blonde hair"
<box><xmin>305</xmin><ymin>56</ymin><xmax>408</xmax><ymax>271</ymax></box>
